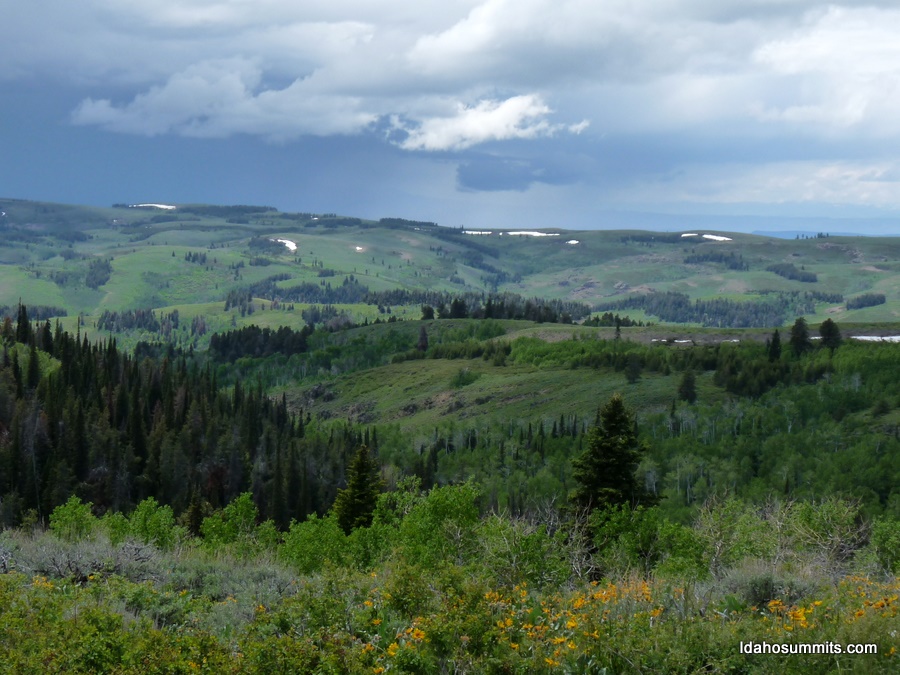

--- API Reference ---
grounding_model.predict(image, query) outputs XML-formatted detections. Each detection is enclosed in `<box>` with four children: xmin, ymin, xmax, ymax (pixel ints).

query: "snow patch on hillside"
<box><xmin>130</xmin><ymin>203</ymin><xmax>176</xmax><ymax>210</ymax></box>
<box><xmin>270</xmin><ymin>238</ymin><xmax>296</xmax><ymax>251</ymax></box>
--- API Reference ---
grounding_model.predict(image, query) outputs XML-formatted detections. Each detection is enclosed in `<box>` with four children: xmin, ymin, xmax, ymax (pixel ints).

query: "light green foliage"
<box><xmin>869</xmin><ymin>516</ymin><xmax>900</xmax><ymax>574</ymax></box>
<box><xmin>449</xmin><ymin>366</ymin><xmax>480</xmax><ymax>387</ymax></box>
<box><xmin>791</xmin><ymin>497</ymin><xmax>864</xmax><ymax>567</ymax></box>
<box><xmin>590</xmin><ymin>504</ymin><xmax>705</xmax><ymax>578</ymax></box>
<box><xmin>475</xmin><ymin>514</ymin><xmax>570</xmax><ymax>588</ymax></box>
<box><xmin>201</xmin><ymin>492</ymin><xmax>276</xmax><ymax>556</ymax></box>
<box><xmin>49</xmin><ymin>496</ymin><xmax>97</xmax><ymax>542</ymax></box>
<box><xmin>397</xmin><ymin>482</ymin><xmax>481</xmax><ymax>567</ymax></box>
<box><xmin>280</xmin><ymin>513</ymin><xmax>349</xmax><ymax>573</ymax></box>
<box><xmin>102</xmin><ymin>512</ymin><xmax>130</xmax><ymax>546</ymax></box>
<box><xmin>128</xmin><ymin>497</ymin><xmax>184</xmax><ymax>550</ymax></box>
<box><xmin>694</xmin><ymin>498</ymin><xmax>773</xmax><ymax>577</ymax></box>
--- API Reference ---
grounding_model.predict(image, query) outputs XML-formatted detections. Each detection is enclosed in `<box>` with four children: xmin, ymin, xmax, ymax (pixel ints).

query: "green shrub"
<box><xmin>869</xmin><ymin>516</ymin><xmax>900</xmax><ymax>574</ymax></box>
<box><xmin>397</xmin><ymin>482</ymin><xmax>480</xmax><ymax>567</ymax></box>
<box><xmin>129</xmin><ymin>497</ymin><xmax>184</xmax><ymax>550</ymax></box>
<box><xmin>280</xmin><ymin>513</ymin><xmax>348</xmax><ymax>573</ymax></box>
<box><xmin>49</xmin><ymin>496</ymin><xmax>97</xmax><ymax>542</ymax></box>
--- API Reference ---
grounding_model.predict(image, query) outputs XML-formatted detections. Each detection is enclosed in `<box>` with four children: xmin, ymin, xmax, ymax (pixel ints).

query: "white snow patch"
<box><xmin>851</xmin><ymin>335</ymin><xmax>900</xmax><ymax>342</ymax></box>
<box><xmin>130</xmin><ymin>203</ymin><xmax>176</xmax><ymax>210</ymax></box>
<box><xmin>507</xmin><ymin>231</ymin><xmax>560</xmax><ymax>237</ymax></box>
<box><xmin>566</xmin><ymin>240</ymin><xmax>580</xmax><ymax>245</ymax></box>
<box><xmin>464</xmin><ymin>230</ymin><xmax>493</xmax><ymax>235</ymax></box>
<box><xmin>702</xmin><ymin>234</ymin><xmax>732</xmax><ymax>242</ymax></box>
<box><xmin>681</xmin><ymin>233</ymin><xmax>698</xmax><ymax>237</ymax></box>
<box><xmin>270</xmin><ymin>238</ymin><xmax>297</xmax><ymax>251</ymax></box>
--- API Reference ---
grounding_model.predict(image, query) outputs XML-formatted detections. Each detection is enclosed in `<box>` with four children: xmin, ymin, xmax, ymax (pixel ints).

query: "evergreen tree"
<box><xmin>789</xmin><ymin>317</ymin><xmax>812</xmax><ymax>358</ymax></box>
<box><xmin>678</xmin><ymin>370</ymin><xmax>697</xmax><ymax>404</ymax></box>
<box><xmin>571</xmin><ymin>394</ymin><xmax>654</xmax><ymax>513</ymax></box>
<box><xmin>26</xmin><ymin>342</ymin><xmax>40</xmax><ymax>391</ymax></box>
<box><xmin>819</xmin><ymin>318</ymin><xmax>842</xmax><ymax>355</ymax></box>
<box><xmin>333</xmin><ymin>444</ymin><xmax>382</xmax><ymax>534</ymax></box>
<box><xmin>624</xmin><ymin>354</ymin><xmax>642</xmax><ymax>384</ymax></box>
<box><xmin>768</xmin><ymin>329</ymin><xmax>782</xmax><ymax>362</ymax></box>
<box><xmin>417</xmin><ymin>325</ymin><xmax>429</xmax><ymax>352</ymax></box>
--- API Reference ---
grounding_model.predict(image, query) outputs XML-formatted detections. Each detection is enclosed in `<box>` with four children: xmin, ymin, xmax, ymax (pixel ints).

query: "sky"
<box><xmin>4</xmin><ymin>1</ymin><xmax>900</xmax><ymax>233</ymax></box>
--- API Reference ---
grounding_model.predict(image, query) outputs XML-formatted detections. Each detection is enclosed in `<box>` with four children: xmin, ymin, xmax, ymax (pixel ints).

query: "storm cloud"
<box><xmin>5</xmin><ymin>1</ymin><xmax>900</xmax><ymax>224</ymax></box>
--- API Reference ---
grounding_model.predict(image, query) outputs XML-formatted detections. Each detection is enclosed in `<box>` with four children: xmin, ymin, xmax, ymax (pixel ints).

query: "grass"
<box><xmin>7</xmin><ymin>198</ymin><xmax>900</xmax><ymax>336</ymax></box>
<box><xmin>281</xmin><ymin>355</ymin><xmax>721</xmax><ymax>435</ymax></box>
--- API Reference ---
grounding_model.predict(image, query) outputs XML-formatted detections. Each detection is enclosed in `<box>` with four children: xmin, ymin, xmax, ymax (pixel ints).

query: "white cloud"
<box><xmin>751</xmin><ymin>7</ymin><xmax>900</xmax><ymax>132</ymax></box>
<box><xmin>11</xmin><ymin>0</ymin><xmax>900</xmax><ymax>210</ymax></box>
<box><xmin>396</xmin><ymin>95</ymin><xmax>574</xmax><ymax>151</ymax></box>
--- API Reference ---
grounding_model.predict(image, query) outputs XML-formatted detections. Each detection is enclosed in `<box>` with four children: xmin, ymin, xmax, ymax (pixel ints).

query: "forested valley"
<box><xmin>1</xmin><ymin>301</ymin><xmax>899</xmax><ymax>672</ymax></box>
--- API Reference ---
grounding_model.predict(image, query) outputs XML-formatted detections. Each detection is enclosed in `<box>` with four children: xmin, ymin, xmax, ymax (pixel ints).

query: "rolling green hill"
<box><xmin>4</xmin><ymin>198</ymin><xmax>900</xmax><ymax>338</ymax></box>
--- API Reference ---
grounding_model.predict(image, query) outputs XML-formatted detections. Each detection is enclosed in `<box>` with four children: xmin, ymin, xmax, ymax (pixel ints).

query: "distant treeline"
<box><xmin>227</xmin><ymin>274</ymin><xmax>591</xmax><ymax>323</ymax></box>
<box><xmin>378</xmin><ymin>217</ymin><xmax>438</xmax><ymax>230</ymax></box>
<box><xmin>582</xmin><ymin>312</ymin><xmax>644</xmax><ymax>328</ymax></box>
<box><xmin>95</xmin><ymin>308</ymin><xmax>205</xmax><ymax>339</ymax></box>
<box><xmin>620</xmin><ymin>233</ymin><xmax>684</xmax><ymax>244</ymax></box>
<box><xmin>597</xmin><ymin>291</ymin><xmax>831</xmax><ymax>327</ymax></box>
<box><xmin>97</xmin><ymin>309</ymin><xmax>160</xmax><ymax>333</ymax></box>
<box><xmin>766</xmin><ymin>262</ymin><xmax>817</xmax><ymax>282</ymax></box>
<box><xmin>177</xmin><ymin>205</ymin><xmax>276</xmax><ymax>218</ymax></box>
<box><xmin>684</xmin><ymin>251</ymin><xmax>749</xmax><ymax>270</ymax></box>
<box><xmin>847</xmin><ymin>293</ymin><xmax>886</xmax><ymax>310</ymax></box>
<box><xmin>209</xmin><ymin>324</ymin><xmax>314</xmax><ymax>362</ymax></box>
<box><xmin>0</xmin><ymin>305</ymin><xmax>67</xmax><ymax>320</ymax></box>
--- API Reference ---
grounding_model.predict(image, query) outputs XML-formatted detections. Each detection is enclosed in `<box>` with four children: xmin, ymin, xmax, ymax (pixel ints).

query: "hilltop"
<box><xmin>3</xmin><ymin>198</ymin><xmax>900</xmax><ymax>345</ymax></box>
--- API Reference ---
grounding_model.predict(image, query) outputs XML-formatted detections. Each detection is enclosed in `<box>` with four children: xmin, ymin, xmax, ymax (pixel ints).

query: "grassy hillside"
<box><xmin>5</xmin><ymin>198</ymin><xmax>900</xmax><ymax>336</ymax></box>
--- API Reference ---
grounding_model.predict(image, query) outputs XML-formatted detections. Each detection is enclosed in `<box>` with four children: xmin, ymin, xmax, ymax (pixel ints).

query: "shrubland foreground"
<box><xmin>0</xmin><ymin>487</ymin><xmax>898</xmax><ymax>673</ymax></box>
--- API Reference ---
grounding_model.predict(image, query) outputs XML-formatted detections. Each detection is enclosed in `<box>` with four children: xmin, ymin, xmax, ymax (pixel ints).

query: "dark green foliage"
<box><xmin>767</xmin><ymin>328</ymin><xmax>782</xmax><ymax>362</ymax></box>
<box><xmin>0</xmin><ymin>321</ymin><xmax>316</xmax><ymax>527</ymax></box>
<box><xmin>209</xmin><ymin>324</ymin><xmax>313</xmax><ymax>361</ymax></box>
<box><xmin>85</xmin><ymin>257</ymin><xmax>113</xmax><ymax>289</ymax></box>
<box><xmin>789</xmin><ymin>317</ymin><xmax>813</xmax><ymax>357</ymax></box>
<box><xmin>683</xmin><ymin>251</ymin><xmax>748</xmax><ymax>270</ymax></box>
<box><xmin>599</xmin><ymin>290</ymin><xmax>822</xmax><ymax>328</ymax></box>
<box><xmin>571</xmin><ymin>394</ymin><xmax>654</xmax><ymax>513</ymax></box>
<box><xmin>847</xmin><ymin>293</ymin><xmax>886</xmax><ymax>310</ymax></box>
<box><xmin>416</xmin><ymin>325</ymin><xmax>429</xmax><ymax>352</ymax></box>
<box><xmin>819</xmin><ymin>318</ymin><xmax>842</xmax><ymax>354</ymax></box>
<box><xmin>582</xmin><ymin>312</ymin><xmax>643</xmax><ymax>327</ymax></box>
<box><xmin>97</xmin><ymin>309</ymin><xmax>160</xmax><ymax>333</ymax></box>
<box><xmin>766</xmin><ymin>262</ymin><xmax>817</xmax><ymax>282</ymax></box>
<box><xmin>333</xmin><ymin>445</ymin><xmax>382</xmax><ymax>534</ymax></box>
<box><xmin>677</xmin><ymin>370</ymin><xmax>697</xmax><ymax>404</ymax></box>
<box><xmin>624</xmin><ymin>353</ymin><xmax>642</xmax><ymax>383</ymax></box>
<box><xmin>0</xmin><ymin>305</ymin><xmax>67</xmax><ymax>322</ymax></box>
<box><xmin>235</xmin><ymin>276</ymin><xmax>591</xmax><ymax>323</ymax></box>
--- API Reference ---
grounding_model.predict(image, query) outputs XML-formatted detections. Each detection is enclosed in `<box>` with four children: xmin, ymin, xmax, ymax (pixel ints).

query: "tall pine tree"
<box><xmin>333</xmin><ymin>444</ymin><xmax>382</xmax><ymax>534</ymax></box>
<box><xmin>571</xmin><ymin>394</ymin><xmax>654</xmax><ymax>514</ymax></box>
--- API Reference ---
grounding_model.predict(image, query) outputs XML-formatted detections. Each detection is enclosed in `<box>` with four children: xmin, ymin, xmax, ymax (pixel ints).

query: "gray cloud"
<box><xmin>8</xmin><ymin>1</ymin><xmax>900</xmax><ymax>211</ymax></box>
